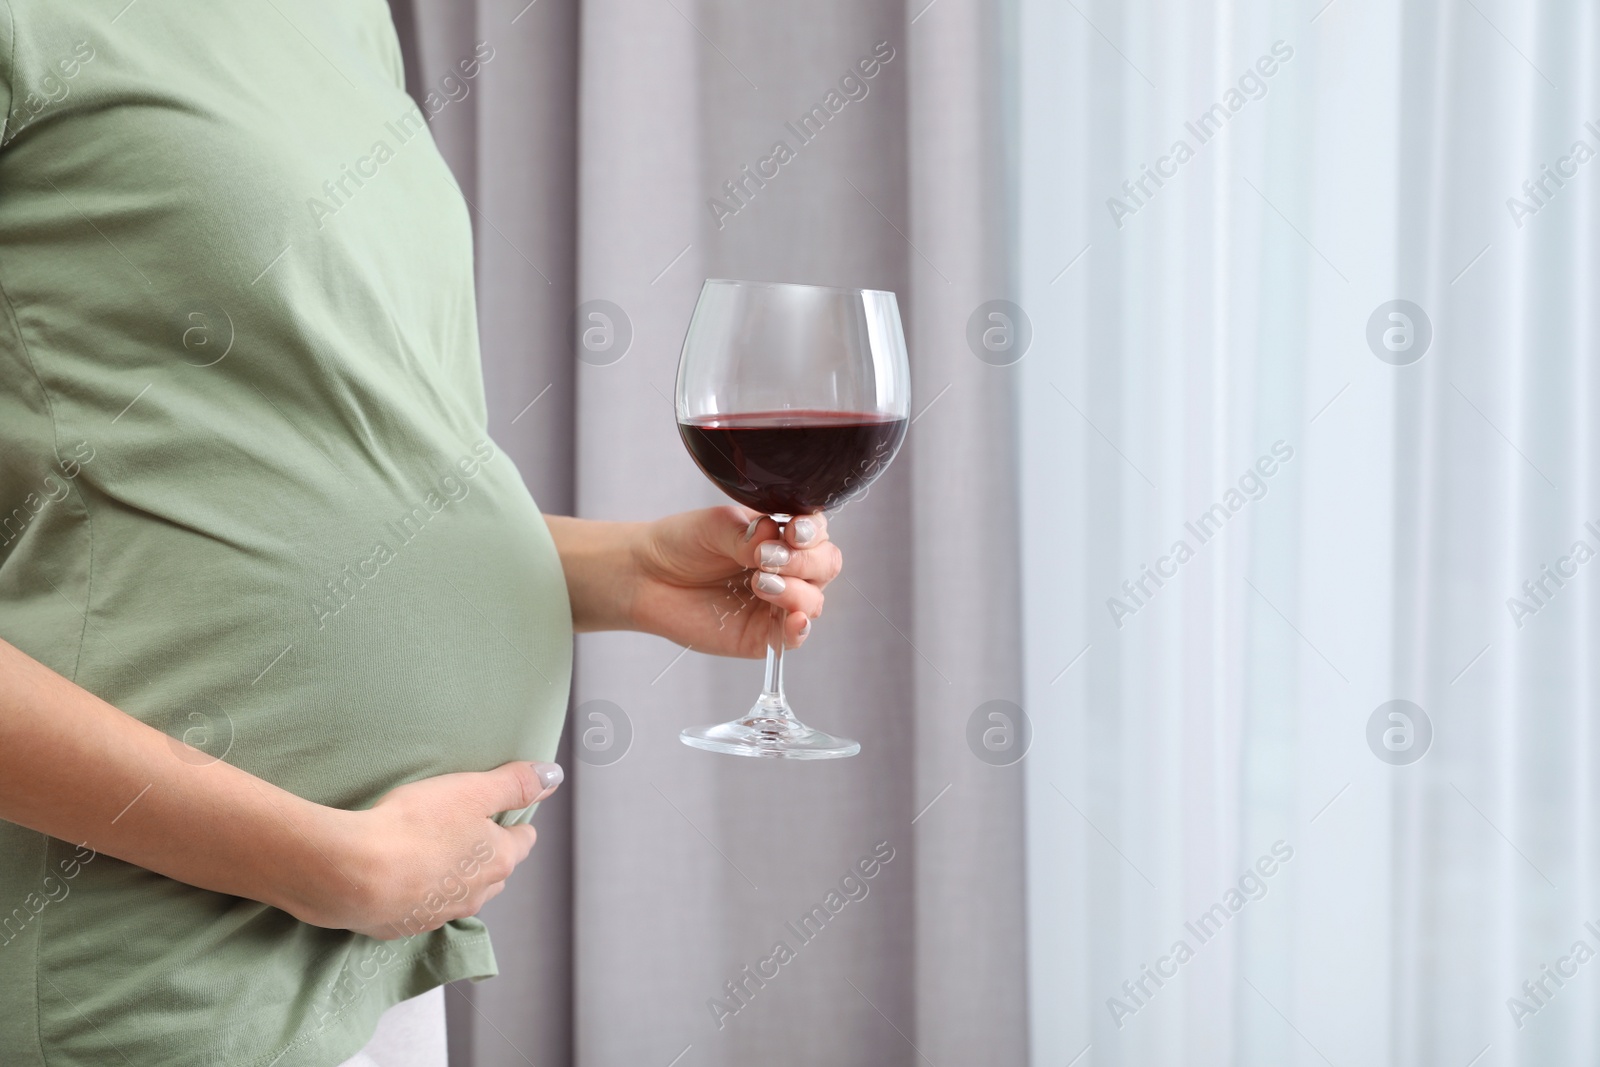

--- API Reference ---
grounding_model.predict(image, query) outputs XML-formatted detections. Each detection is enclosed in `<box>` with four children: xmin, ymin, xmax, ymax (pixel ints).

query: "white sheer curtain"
<box><xmin>1020</xmin><ymin>1</ymin><xmax>1598</xmax><ymax>1065</ymax></box>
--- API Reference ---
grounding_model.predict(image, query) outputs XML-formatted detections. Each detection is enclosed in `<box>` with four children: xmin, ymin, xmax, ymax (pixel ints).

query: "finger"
<box><xmin>476</xmin><ymin>880</ymin><xmax>508</xmax><ymax>910</ymax></box>
<box><xmin>784</xmin><ymin>513</ymin><xmax>828</xmax><ymax>550</ymax></box>
<box><xmin>483</xmin><ymin>823</ymin><xmax>536</xmax><ymax>884</ymax></box>
<box><xmin>751</xmin><ymin>571</ymin><xmax>824</xmax><ymax>618</ymax></box>
<box><xmin>757</xmin><ymin>540</ymin><xmax>843</xmax><ymax>586</ymax></box>
<box><xmin>724</xmin><ymin>511</ymin><xmax>783</xmax><ymax>569</ymax></box>
<box><xmin>737</xmin><ymin>510</ymin><xmax>778</xmax><ymax>545</ymax></box>
<box><xmin>493</xmin><ymin>822</ymin><xmax>538</xmax><ymax>871</ymax></box>
<box><xmin>724</xmin><ymin>510</ymin><xmax>829</xmax><ymax>570</ymax></box>
<box><xmin>783</xmin><ymin>610</ymin><xmax>812</xmax><ymax>650</ymax></box>
<box><xmin>469</xmin><ymin>761</ymin><xmax>564</xmax><ymax>817</ymax></box>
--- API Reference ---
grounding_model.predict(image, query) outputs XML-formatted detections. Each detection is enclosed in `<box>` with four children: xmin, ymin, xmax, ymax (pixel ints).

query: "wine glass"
<box><xmin>675</xmin><ymin>279</ymin><xmax>910</xmax><ymax>759</ymax></box>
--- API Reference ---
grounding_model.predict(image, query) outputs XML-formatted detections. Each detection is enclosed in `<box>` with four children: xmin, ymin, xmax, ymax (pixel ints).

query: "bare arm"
<box><xmin>0</xmin><ymin>637</ymin><xmax>558</xmax><ymax>939</ymax></box>
<box><xmin>542</xmin><ymin>514</ymin><xmax>647</xmax><ymax>632</ymax></box>
<box><xmin>544</xmin><ymin>508</ymin><xmax>842</xmax><ymax>653</ymax></box>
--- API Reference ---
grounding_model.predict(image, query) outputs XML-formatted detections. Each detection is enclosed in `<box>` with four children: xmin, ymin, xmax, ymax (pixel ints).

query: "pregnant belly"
<box><xmin>53</xmin><ymin>447</ymin><xmax>573</xmax><ymax>814</ymax></box>
<box><xmin>244</xmin><ymin>471</ymin><xmax>572</xmax><ymax>810</ymax></box>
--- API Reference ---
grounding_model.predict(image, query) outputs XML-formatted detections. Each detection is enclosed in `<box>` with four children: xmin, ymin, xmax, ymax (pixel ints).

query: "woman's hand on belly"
<box><xmin>290</xmin><ymin>761</ymin><xmax>564</xmax><ymax>940</ymax></box>
<box><xmin>546</xmin><ymin>508</ymin><xmax>843</xmax><ymax>657</ymax></box>
<box><xmin>0</xmin><ymin>638</ymin><xmax>564</xmax><ymax>939</ymax></box>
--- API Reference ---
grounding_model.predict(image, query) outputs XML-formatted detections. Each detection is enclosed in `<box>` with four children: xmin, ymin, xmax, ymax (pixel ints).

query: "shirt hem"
<box><xmin>237</xmin><ymin>931</ymin><xmax>496</xmax><ymax>1067</ymax></box>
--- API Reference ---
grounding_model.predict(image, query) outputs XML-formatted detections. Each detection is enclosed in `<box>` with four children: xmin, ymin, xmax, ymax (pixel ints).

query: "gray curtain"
<box><xmin>393</xmin><ymin>2</ymin><xmax>1025</xmax><ymax>1063</ymax></box>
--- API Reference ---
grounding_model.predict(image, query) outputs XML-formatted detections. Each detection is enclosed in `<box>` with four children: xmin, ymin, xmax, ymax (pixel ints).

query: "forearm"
<box><xmin>0</xmin><ymin>637</ymin><xmax>349</xmax><ymax>918</ymax></box>
<box><xmin>543</xmin><ymin>514</ymin><xmax>646</xmax><ymax>632</ymax></box>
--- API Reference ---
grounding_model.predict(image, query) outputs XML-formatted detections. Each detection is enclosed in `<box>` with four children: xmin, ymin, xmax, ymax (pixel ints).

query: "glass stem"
<box><xmin>761</xmin><ymin>605</ymin><xmax>786</xmax><ymax>705</ymax></box>
<box><xmin>758</xmin><ymin>515</ymin><xmax>790</xmax><ymax>714</ymax></box>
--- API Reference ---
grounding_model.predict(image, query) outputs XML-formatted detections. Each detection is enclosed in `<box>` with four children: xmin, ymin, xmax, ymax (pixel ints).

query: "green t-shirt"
<box><xmin>0</xmin><ymin>3</ymin><xmax>572</xmax><ymax>1064</ymax></box>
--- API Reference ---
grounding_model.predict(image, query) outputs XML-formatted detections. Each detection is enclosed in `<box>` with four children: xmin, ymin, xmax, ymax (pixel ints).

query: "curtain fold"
<box><xmin>393</xmin><ymin>1</ymin><xmax>1028</xmax><ymax>1064</ymax></box>
<box><xmin>907</xmin><ymin>0</ymin><xmax>1029</xmax><ymax>1063</ymax></box>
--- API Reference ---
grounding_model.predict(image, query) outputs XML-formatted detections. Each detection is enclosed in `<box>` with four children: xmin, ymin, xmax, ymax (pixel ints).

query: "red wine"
<box><xmin>679</xmin><ymin>410</ymin><xmax>907</xmax><ymax>515</ymax></box>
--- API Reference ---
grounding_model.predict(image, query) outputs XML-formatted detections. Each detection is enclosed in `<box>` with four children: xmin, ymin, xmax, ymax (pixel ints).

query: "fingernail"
<box><xmin>742</xmin><ymin>517</ymin><xmax>762</xmax><ymax>543</ymax></box>
<box><xmin>799</xmin><ymin>617</ymin><xmax>811</xmax><ymax>638</ymax></box>
<box><xmin>792</xmin><ymin>518</ymin><xmax>817</xmax><ymax>546</ymax></box>
<box><xmin>532</xmin><ymin>762</ymin><xmax>564</xmax><ymax>790</ymax></box>
<box><xmin>756</xmin><ymin>572</ymin><xmax>786</xmax><ymax>596</ymax></box>
<box><xmin>758</xmin><ymin>542</ymin><xmax>791</xmax><ymax>572</ymax></box>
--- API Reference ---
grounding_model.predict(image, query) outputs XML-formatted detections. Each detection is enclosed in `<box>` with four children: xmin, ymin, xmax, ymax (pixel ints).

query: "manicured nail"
<box><xmin>532</xmin><ymin>762</ymin><xmax>564</xmax><ymax>790</ymax></box>
<box><xmin>759</xmin><ymin>542</ymin><xmax>791</xmax><ymax>571</ymax></box>
<box><xmin>742</xmin><ymin>517</ymin><xmax>762</xmax><ymax>543</ymax></box>
<box><xmin>799</xmin><ymin>617</ymin><xmax>811</xmax><ymax>638</ymax></box>
<box><xmin>756</xmin><ymin>572</ymin><xmax>786</xmax><ymax>596</ymax></box>
<box><xmin>792</xmin><ymin>518</ymin><xmax>817</xmax><ymax>546</ymax></box>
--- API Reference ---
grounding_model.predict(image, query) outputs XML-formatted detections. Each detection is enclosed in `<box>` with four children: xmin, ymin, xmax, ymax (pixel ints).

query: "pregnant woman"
<box><xmin>0</xmin><ymin>3</ymin><xmax>841</xmax><ymax>1065</ymax></box>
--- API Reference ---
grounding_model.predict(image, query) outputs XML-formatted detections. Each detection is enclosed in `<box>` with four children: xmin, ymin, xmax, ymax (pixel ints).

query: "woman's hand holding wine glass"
<box><xmin>630</xmin><ymin>506</ymin><xmax>842</xmax><ymax>656</ymax></box>
<box><xmin>546</xmin><ymin>508</ymin><xmax>842</xmax><ymax>656</ymax></box>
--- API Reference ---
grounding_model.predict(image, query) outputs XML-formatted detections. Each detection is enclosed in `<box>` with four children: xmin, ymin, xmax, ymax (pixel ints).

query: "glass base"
<box><xmin>680</xmin><ymin>696</ymin><xmax>860</xmax><ymax>760</ymax></box>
